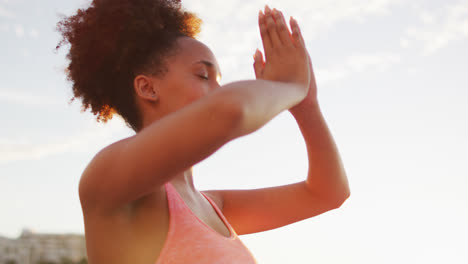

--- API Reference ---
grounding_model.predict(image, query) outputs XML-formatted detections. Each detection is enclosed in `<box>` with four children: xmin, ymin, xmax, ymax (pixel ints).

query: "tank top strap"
<box><xmin>164</xmin><ymin>182</ymin><xmax>194</xmax><ymax>218</ymax></box>
<box><xmin>157</xmin><ymin>182</ymin><xmax>258</xmax><ymax>264</ymax></box>
<box><xmin>165</xmin><ymin>182</ymin><xmax>236</xmax><ymax>239</ymax></box>
<box><xmin>200</xmin><ymin>191</ymin><xmax>237</xmax><ymax>237</ymax></box>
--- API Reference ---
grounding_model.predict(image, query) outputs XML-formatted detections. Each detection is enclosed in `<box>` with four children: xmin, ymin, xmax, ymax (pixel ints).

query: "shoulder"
<box><xmin>78</xmin><ymin>137</ymin><xmax>134</xmax><ymax>211</ymax></box>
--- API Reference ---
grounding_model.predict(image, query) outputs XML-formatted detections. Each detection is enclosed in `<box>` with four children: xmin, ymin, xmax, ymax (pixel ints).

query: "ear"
<box><xmin>134</xmin><ymin>74</ymin><xmax>159</xmax><ymax>102</ymax></box>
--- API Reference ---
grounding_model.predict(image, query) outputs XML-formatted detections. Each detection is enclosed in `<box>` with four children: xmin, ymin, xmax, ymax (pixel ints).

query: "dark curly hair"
<box><xmin>56</xmin><ymin>0</ymin><xmax>202</xmax><ymax>132</ymax></box>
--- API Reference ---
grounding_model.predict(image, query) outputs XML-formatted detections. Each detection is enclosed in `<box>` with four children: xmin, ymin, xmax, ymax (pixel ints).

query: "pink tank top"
<box><xmin>155</xmin><ymin>182</ymin><xmax>258</xmax><ymax>264</ymax></box>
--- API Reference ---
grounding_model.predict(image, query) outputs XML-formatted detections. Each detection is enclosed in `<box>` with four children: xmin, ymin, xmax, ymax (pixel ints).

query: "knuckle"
<box><xmin>266</xmin><ymin>19</ymin><xmax>275</xmax><ymax>30</ymax></box>
<box><xmin>293</xmin><ymin>32</ymin><xmax>302</xmax><ymax>42</ymax></box>
<box><xmin>277</xmin><ymin>23</ymin><xmax>287</xmax><ymax>32</ymax></box>
<box><xmin>277</xmin><ymin>47</ymin><xmax>287</xmax><ymax>54</ymax></box>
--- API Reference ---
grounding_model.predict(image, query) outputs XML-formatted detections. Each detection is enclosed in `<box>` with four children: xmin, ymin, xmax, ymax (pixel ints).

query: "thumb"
<box><xmin>253</xmin><ymin>49</ymin><xmax>264</xmax><ymax>79</ymax></box>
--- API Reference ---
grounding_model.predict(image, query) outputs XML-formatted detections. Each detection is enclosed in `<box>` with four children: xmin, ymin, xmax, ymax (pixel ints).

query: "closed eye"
<box><xmin>198</xmin><ymin>75</ymin><xmax>209</xmax><ymax>80</ymax></box>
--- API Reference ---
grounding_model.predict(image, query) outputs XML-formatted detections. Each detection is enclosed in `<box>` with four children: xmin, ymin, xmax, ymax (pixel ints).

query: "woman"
<box><xmin>56</xmin><ymin>0</ymin><xmax>350</xmax><ymax>263</ymax></box>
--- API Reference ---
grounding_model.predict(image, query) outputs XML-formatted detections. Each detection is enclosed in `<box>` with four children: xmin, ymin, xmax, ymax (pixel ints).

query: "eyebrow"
<box><xmin>195</xmin><ymin>60</ymin><xmax>222</xmax><ymax>79</ymax></box>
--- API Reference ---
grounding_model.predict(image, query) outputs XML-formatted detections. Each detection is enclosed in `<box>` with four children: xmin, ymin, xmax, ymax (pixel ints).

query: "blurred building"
<box><xmin>0</xmin><ymin>229</ymin><xmax>87</xmax><ymax>264</ymax></box>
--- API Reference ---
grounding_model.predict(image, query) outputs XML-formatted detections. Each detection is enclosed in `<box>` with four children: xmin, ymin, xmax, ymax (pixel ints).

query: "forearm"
<box><xmin>220</xmin><ymin>80</ymin><xmax>306</xmax><ymax>137</ymax></box>
<box><xmin>290</xmin><ymin>101</ymin><xmax>350</xmax><ymax>203</ymax></box>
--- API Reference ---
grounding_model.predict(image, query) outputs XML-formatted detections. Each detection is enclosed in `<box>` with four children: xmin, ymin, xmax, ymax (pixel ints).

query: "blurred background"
<box><xmin>1</xmin><ymin>0</ymin><xmax>467</xmax><ymax>263</ymax></box>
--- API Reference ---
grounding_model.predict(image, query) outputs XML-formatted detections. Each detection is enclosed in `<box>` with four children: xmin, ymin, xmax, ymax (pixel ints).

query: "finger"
<box><xmin>265</xmin><ymin>6</ymin><xmax>282</xmax><ymax>48</ymax></box>
<box><xmin>290</xmin><ymin>17</ymin><xmax>306</xmax><ymax>48</ymax></box>
<box><xmin>274</xmin><ymin>9</ymin><xmax>293</xmax><ymax>47</ymax></box>
<box><xmin>253</xmin><ymin>49</ymin><xmax>265</xmax><ymax>79</ymax></box>
<box><xmin>295</xmin><ymin>18</ymin><xmax>306</xmax><ymax>47</ymax></box>
<box><xmin>258</xmin><ymin>10</ymin><xmax>273</xmax><ymax>57</ymax></box>
<box><xmin>279</xmin><ymin>10</ymin><xmax>293</xmax><ymax>41</ymax></box>
<box><xmin>308</xmin><ymin>53</ymin><xmax>316</xmax><ymax>83</ymax></box>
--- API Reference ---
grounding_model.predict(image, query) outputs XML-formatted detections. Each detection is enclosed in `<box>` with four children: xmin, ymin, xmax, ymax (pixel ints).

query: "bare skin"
<box><xmin>81</xmin><ymin>168</ymin><xmax>231</xmax><ymax>264</ymax></box>
<box><xmin>79</xmin><ymin>6</ymin><xmax>349</xmax><ymax>264</ymax></box>
<box><xmin>80</xmin><ymin>38</ymin><xmax>233</xmax><ymax>264</ymax></box>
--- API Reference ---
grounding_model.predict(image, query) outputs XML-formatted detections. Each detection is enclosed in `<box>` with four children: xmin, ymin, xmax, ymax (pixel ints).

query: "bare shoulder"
<box><xmin>78</xmin><ymin>140</ymin><xmax>170</xmax><ymax>264</ymax></box>
<box><xmin>78</xmin><ymin>137</ymin><xmax>134</xmax><ymax>212</ymax></box>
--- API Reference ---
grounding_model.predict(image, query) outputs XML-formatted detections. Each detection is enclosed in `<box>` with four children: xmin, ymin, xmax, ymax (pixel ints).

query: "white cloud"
<box><xmin>0</xmin><ymin>24</ymin><xmax>39</xmax><ymax>38</ymax></box>
<box><xmin>0</xmin><ymin>138</ymin><xmax>83</xmax><ymax>163</ymax></box>
<box><xmin>0</xmin><ymin>89</ymin><xmax>62</xmax><ymax>107</ymax></box>
<box><xmin>186</xmin><ymin>0</ymin><xmax>402</xmax><ymax>40</ymax></box>
<box><xmin>21</xmin><ymin>48</ymin><xmax>29</xmax><ymax>57</ymax></box>
<box><xmin>14</xmin><ymin>24</ymin><xmax>24</xmax><ymax>37</ymax></box>
<box><xmin>29</xmin><ymin>28</ymin><xmax>39</xmax><ymax>38</ymax></box>
<box><xmin>400</xmin><ymin>38</ymin><xmax>410</xmax><ymax>48</ymax></box>
<box><xmin>316</xmin><ymin>52</ymin><xmax>401</xmax><ymax>84</ymax></box>
<box><xmin>0</xmin><ymin>4</ymin><xmax>14</xmax><ymax>18</ymax></box>
<box><xmin>184</xmin><ymin>0</ymin><xmax>406</xmax><ymax>84</ymax></box>
<box><xmin>184</xmin><ymin>0</ymin><xmax>404</xmax><ymax>84</ymax></box>
<box><xmin>348</xmin><ymin>53</ymin><xmax>401</xmax><ymax>72</ymax></box>
<box><xmin>0</xmin><ymin>118</ymin><xmax>131</xmax><ymax>164</ymax></box>
<box><xmin>403</xmin><ymin>1</ymin><xmax>468</xmax><ymax>56</ymax></box>
<box><xmin>419</xmin><ymin>10</ymin><xmax>435</xmax><ymax>25</ymax></box>
<box><xmin>0</xmin><ymin>23</ymin><xmax>10</xmax><ymax>32</ymax></box>
<box><xmin>270</xmin><ymin>0</ymin><xmax>402</xmax><ymax>38</ymax></box>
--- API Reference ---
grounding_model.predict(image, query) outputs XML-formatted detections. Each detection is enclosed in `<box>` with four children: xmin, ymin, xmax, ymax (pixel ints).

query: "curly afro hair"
<box><xmin>56</xmin><ymin>0</ymin><xmax>202</xmax><ymax>132</ymax></box>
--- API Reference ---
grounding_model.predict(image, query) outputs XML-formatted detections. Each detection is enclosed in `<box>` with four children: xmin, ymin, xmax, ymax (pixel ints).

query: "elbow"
<box><xmin>329</xmin><ymin>187</ymin><xmax>351</xmax><ymax>209</ymax></box>
<box><xmin>336</xmin><ymin>190</ymin><xmax>351</xmax><ymax>208</ymax></box>
<box><xmin>330</xmin><ymin>174</ymin><xmax>351</xmax><ymax>209</ymax></box>
<box><xmin>317</xmin><ymin>183</ymin><xmax>350</xmax><ymax>210</ymax></box>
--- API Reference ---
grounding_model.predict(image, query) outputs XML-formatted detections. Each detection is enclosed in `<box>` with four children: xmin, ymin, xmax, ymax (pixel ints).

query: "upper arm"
<box><xmin>79</xmin><ymin>91</ymin><xmax>243</xmax><ymax>212</ymax></box>
<box><xmin>204</xmin><ymin>181</ymin><xmax>349</xmax><ymax>235</ymax></box>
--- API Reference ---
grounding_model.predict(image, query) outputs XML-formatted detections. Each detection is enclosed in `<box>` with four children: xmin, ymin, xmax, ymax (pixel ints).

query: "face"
<box><xmin>152</xmin><ymin>37</ymin><xmax>222</xmax><ymax>116</ymax></box>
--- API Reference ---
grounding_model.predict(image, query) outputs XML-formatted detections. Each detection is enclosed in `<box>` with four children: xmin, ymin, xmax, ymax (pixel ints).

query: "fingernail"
<box><xmin>253</xmin><ymin>49</ymin><xmax>258</xmax><ymax>59</ymax></box>
<box><xmin>259</xmin><ymin>10</ymin><xmax>263</xmax><ymax>18</ymax></box>
<box><xmin>265</xmin><ymin>5</ymin><xmax>271</xmax><ymax>13</ymax></box>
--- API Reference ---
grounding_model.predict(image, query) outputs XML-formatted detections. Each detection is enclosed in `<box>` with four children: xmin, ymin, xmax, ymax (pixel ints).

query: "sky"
<box><xmin>1</xmin><ymin>0</ymin><xmax>467</xmax><ymax>263</ymax></box>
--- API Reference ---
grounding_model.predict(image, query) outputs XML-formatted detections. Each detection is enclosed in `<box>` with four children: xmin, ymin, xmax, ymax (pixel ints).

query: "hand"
<box><xmin>289</xmin><ymin>51</ymin><xmax>319</xmax><ymax>113</ymax></box>
<box><xmin>253</xmin><ymin>6</ymin><xmax>310</xmax><ymax>94</ymax></box>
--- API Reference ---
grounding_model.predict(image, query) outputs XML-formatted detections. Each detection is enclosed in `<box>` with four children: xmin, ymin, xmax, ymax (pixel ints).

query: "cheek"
<box><xmin>182</xmin><ymin>81</ymin><xmax>209</xmax><ymax>104</ymax></box>
<box><xmin>162</xmin><ymin>73</ymin><xmax>209</xmax><ymax>109</ymax></box>
<box><xmin>183</xmin><ymin>86</ymin><xmax>206</xmax><ymax>104</ymax></box>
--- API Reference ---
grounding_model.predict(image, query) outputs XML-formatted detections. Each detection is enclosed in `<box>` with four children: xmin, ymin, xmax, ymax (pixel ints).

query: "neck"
<box><xmin>138</xmin><ymin>108</ymin><xmax>195</xmax><ymax>190</ymax></box>
<box><xmin>140</xmin><ymin>111</ymin><xmax>163</xmax><ymax>131</ymax></box>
